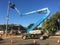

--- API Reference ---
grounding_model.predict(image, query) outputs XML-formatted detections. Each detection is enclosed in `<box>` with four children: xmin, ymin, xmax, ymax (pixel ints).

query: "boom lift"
<box><xmin>9</xmin><ymin>2</ymin><xmax>50</xmax><ymax>39</ymax></box>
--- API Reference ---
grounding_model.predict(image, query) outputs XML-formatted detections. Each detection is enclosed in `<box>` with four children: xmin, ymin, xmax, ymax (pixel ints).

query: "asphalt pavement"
<box><xmin>0</xmin><ymin>38</ymin><xmax>60</xmax><ymax>45</ymax></box>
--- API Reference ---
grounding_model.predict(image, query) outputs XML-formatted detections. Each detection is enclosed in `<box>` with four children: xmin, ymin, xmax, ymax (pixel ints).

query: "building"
<box><xmin>10</xmin><ymin>24</ymin><xmax>26</xmax><ymax>33</ymax></box>
<box><xmin>0</xmin><ymin>24</ymin><xmax>26</xmax><ymax>35</ymax></box>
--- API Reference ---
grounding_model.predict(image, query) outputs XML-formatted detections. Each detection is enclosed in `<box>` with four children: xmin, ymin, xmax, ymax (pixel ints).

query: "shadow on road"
<box><xmin>0</xmin><ymin>38</ymin><xmax>3</xmax><ymax>41</ymax></box>
<box><xmin>18</xmin><ymin>43</ymin><xmax>49</xmax><ymax>45</ymax></box>
<box><xmin>18</xmin><ymin>44</ymin><xmax>40</xmax><ymax>45</ymax></box>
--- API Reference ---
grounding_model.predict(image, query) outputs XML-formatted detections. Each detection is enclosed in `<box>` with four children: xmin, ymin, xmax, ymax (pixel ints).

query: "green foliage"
<box><xmin>0</xmin><ymin>24</ymin><xmax>11</xmax><ymax>31</ymax></box>
<box><xmin>42</xmin><ymin>12</ymin><xmax>60</xmax><ymax>35</ymax></box>
<box><xmin>0</xmin><ymin>25</ymin><xmax>6</xmax><ymax>31</ymax></box>
<box><xmin>37</xmin><ymin>27</ymin><xmax>42</xmax><ymax>30</ymax></box>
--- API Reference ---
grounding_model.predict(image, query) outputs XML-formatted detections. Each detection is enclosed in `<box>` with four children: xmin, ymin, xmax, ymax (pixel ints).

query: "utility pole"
<box><xmin>6</xmin><ymin>1</ymin><xmax>10</xmax><ymax>36</ymax></box>
<box><xmin>6</xmin><ymin>1</ymin><xmax>15</xmax><ymax>36</ymax></box>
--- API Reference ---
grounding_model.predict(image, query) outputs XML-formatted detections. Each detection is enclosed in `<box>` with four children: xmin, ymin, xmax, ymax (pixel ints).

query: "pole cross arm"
<box><xmin>9</xmin><ymin>2</ymin><xmax>15</xmax><ymax>9</ymax></box>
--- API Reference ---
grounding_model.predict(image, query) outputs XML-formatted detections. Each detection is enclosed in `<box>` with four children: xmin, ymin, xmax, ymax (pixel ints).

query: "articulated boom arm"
<box><xmin>26</xmin><ymin>8</ymin><xmax>50</xmax><ymax>34</ymax></box>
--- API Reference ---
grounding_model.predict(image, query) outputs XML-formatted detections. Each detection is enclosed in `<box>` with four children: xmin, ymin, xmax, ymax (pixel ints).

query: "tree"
<box><xmin>0</xmin><ymin>25</ymin><xmax>3</xmax><ymax>30</ymax></box>
<box><xmin>2</xmin><ymin>24</ymin><xmax>6</xmax><ymax>31</ymax></box>
<box><xmin>51</xmin><ymin>12</ymin><xmax>60</xmax><ymax>30</ymax></box>
<box><xmin>37</xmin><ymin>27</ymin><xmax>42</xmax><ymax>30</ymax></box>
<box><xmin>42</xmin><ymin>12</ymin><xmax>60</xmax><ymax>35</ymax></box>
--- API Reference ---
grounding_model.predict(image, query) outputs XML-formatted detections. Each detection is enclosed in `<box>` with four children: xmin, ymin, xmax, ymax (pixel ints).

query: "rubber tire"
<box><xmin>39</xmin><ymin>36</ymin><xmax>44</xmax><ymax>40</ymax></box>
<box><xmin>22</xmin><ymin>36</ymin><xmax>26</xmax><ymax>40</ymax></box>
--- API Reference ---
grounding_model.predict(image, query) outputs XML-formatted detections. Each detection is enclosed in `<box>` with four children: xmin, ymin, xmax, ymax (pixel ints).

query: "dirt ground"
<box><xmin>1</xmin><ymin>34</ymin><xmax>22</xmax><ymax>39</ymax></box>
<box><xmin>1</xmin><ymin>34</ymin><xmax>60</xmax><ymax>39</ymax></box>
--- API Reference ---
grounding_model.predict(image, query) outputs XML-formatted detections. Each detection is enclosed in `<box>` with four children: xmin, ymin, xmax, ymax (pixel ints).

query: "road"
<box><xmin>0</xmin><ymin>38</ymin><xmax>60</xmax><ymax>45</ymax></box>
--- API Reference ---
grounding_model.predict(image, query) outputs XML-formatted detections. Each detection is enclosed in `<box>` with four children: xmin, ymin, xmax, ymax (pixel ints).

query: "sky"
<box><xmin>0</xmin><ymin>0</ymin><xmax>60</xmax><ymax>27</ymax></box>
